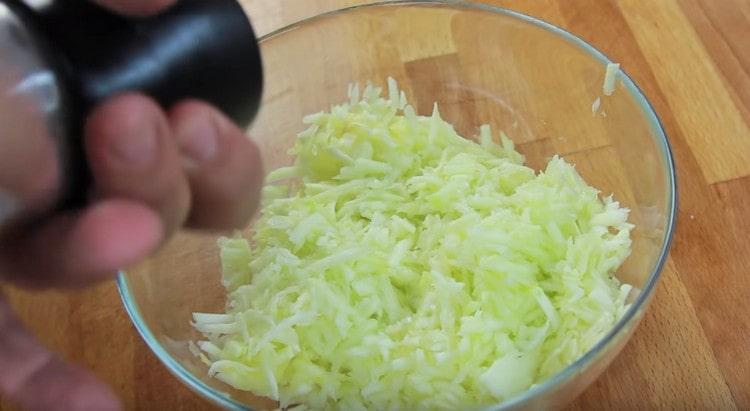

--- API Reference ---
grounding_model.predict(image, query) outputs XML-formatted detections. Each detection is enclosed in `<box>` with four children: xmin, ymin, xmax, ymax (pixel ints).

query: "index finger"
<box><xmin>91</xmin><ymin>0</ymin><xmax>177</xmax><ymax>16</ymax></box>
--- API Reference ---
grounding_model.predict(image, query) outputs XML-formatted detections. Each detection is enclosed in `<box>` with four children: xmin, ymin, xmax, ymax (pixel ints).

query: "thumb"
<box><xmin>0</xmin><ymin>296</ymin><xmax>121</xmax><ymax>411</ymax></box>
<box><xmin>90</xmin><ymin>0</ymin><xmax>177</xmax><ymax>16</ymax></box>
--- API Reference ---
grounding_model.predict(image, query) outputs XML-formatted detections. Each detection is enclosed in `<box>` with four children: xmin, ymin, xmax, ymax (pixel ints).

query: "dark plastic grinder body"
<box><xmin>0</xmin><ymin>0</ymin><xmax>263</xmax><ymax>230</ymax></box>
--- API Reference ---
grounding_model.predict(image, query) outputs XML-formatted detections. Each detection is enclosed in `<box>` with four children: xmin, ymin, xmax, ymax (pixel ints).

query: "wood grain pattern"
<box><xmin>618</xmin><ymin>0</ymin><xmax>750</xmax><ymax>184</ymax></box>
<box><xmin>2</xmin><ymin>0</ymin><xmax>750</xmax><ymax>409</ymax></box>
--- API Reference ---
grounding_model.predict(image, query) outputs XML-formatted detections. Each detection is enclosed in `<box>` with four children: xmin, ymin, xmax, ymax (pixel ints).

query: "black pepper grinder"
<box><xmin>0</xmin><ymin>0</ymin><xmax>263</xmax><ymax>232</ymax></box>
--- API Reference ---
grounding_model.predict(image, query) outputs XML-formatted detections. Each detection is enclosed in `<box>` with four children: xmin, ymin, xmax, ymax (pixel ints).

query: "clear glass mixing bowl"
<box><xmin>117</xmin><ymin>1</ymin><xmax>677</xmax><ymax>409</ymax></box>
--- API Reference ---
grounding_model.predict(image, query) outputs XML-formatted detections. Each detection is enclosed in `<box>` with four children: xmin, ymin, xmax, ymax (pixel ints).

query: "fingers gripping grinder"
<box><xmin>0</xmin><ymin>0</ymin><xmax>263</xmax><ymax>232</ymax></box>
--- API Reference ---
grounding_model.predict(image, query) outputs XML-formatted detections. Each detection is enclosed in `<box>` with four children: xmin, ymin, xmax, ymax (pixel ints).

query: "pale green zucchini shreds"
<box><xmin>193</xmin><ymin>78</ymin><xmax>634</xmax><ymax>411</ymax></box>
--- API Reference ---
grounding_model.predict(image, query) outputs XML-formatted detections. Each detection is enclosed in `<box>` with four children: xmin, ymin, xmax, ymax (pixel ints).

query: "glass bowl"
<box><xmin>117</xmin><ymin>1</ymin><xmax>677</xmax><ymax>410</ymax></box>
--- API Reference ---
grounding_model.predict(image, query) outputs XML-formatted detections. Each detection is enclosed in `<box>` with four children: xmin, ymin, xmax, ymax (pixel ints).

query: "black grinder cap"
<box><xmin>7</xmin><ymin>0</ymin><xmax>264</xmax><ymax>208</ymax></box>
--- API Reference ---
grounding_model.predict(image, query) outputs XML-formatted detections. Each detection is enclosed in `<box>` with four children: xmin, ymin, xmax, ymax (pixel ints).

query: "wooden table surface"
<box><xmin>2</xmin><ymin>0</ymin><xmax>749</xmax><ymax>410</ymax></box>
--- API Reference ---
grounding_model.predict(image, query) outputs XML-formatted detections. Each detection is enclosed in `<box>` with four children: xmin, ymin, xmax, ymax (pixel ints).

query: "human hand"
<box><xmin>0</xmin><ymin>1</ymin><xmax>264</xmax><ymax>410</ymax></box>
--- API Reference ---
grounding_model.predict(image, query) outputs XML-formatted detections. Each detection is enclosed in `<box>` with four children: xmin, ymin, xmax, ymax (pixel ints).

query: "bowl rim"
<box><xmin>117</xmin><ymin>1</ymin><xmax>678</xmax><ymax>409</ymax></box>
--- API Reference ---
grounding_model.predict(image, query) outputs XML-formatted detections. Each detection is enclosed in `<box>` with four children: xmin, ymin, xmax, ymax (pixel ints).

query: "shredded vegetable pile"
<box><xmin>192</xmin><ymin>79</ymin><xmax>634</xmax><ymax>410</ymax></box>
